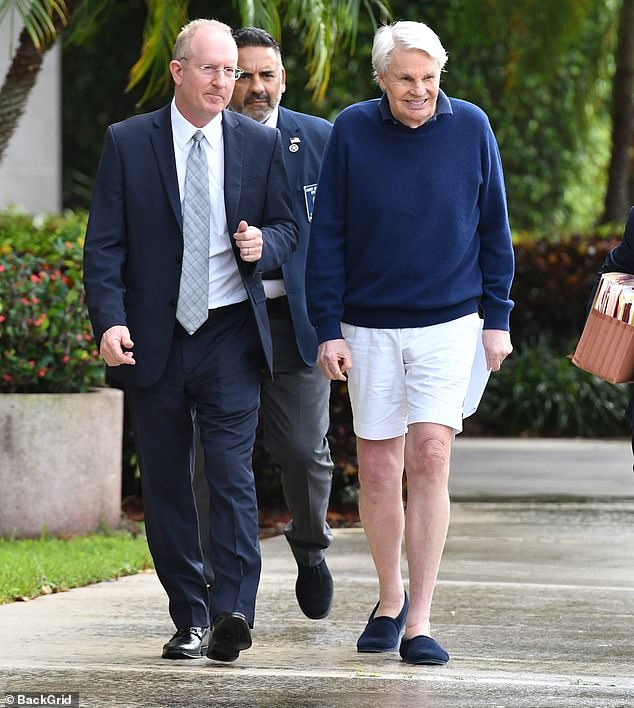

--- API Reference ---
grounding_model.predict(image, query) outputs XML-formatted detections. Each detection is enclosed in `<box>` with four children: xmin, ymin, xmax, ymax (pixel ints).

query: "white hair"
<box><xmin>372</xmin><ymin>21</ymin><xmax>448</xmax><ymax>80</ymax></box>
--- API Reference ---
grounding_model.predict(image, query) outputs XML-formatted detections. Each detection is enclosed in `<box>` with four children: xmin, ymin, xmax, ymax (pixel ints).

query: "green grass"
<box><xmin>0</xmin><ymin>525</ymin><xmax>154</xmax><ymax>605</ymax></box>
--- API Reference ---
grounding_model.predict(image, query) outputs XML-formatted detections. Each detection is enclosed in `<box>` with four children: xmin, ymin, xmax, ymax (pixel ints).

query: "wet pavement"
<box><xmin>1</xmin><ymin>437</ymin><xmax>634</xmax><ymax>707</ymax></box>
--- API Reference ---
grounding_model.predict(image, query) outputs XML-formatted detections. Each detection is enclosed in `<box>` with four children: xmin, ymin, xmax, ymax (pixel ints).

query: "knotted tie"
<box><xmin>177</xmin><ymin>130</ymin><xmax>210</xmax><ymax>334</ymax></box>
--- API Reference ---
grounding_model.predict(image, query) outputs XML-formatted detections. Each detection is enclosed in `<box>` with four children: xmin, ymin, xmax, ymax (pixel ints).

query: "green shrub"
<box><xmin>510</xmin><ymin>229</ymin><xmax>623</xmax><ymax>347</ymax></box>
<box><xmin>467</xmin><ymin>337</ymin><xmax>631</xmax><ymax>438</ymax></box>
<box><xmin>0</xmin><ymin>209</ymin><xmax>104</xmax><ymax>393</ymax></box>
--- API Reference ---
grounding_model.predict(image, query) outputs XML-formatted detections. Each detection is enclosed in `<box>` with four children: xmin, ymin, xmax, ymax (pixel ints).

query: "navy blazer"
<box><xmin>600</xmin><ymin>206</ymin><xmax>634</xmax><ymax>425</ymax></box>
<box><xmin>275</xmin><ymin>106</ymin><xmax>332</xmax><ymax>366</ymax></box>
<box><xmin>84</xmin><ymin>104</ymin><xmax>298</xmax><ymax>387</ymax></box>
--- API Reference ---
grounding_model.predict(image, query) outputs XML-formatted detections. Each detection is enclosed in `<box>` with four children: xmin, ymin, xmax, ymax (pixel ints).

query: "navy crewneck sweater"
<box><xmin>306</xmin><ymin>91</ymin><xmax>514</xmax><ymax>344</ymax></box>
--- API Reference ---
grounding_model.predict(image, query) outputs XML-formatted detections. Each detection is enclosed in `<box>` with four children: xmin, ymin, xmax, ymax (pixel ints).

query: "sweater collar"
<box><xmin>378</xmin><ymin>89</ymin><xmax>452</xmax><ymax>126</ymax></box>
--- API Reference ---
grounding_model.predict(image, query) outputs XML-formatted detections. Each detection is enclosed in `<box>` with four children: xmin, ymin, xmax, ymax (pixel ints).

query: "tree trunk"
<box><xmin>0</xmin><ymin>2</ymin><xmax>78</xmax><ymax>163</ymax></box>
<box><xmin>601</xmin><ymin>0</ymin><xmax>634</xmax><ymax>224</ymax></box>
<box><xmin>0</xmin><ymin>25</ymin><xmax>47</xmax><ymax>162</ymax></box>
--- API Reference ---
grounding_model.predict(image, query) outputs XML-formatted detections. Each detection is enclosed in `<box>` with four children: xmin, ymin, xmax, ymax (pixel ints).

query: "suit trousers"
<box><xmin>260</xmin><ymin>308</ymin><xmax>334</xmax><ymax>566</ymax></box>
<box><xmin>193</xmin><ymin>304</ymin><xmax>334</xmax><ymax>579</ymax></box>
<box><xmin>126</xmin><ymin>302</ymin><xmax>262</xmax><ymax>628</ymax></box>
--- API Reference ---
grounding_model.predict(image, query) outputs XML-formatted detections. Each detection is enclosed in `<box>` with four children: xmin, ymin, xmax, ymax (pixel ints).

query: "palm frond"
<box><xmin>65</xmin><ymin>0</ymin><xmax>117</xmax><ymax>46</ymax></box>
<box><xmin>126</xmin><ymin>0</ymin><xmax>188</xmax><ymax>105</ymax></box>
<box><xmin>236</xmin><ymin>0</ymin><xmax>282</xmax><ymax>38</ymax></box>
<box><xmin>0</xmin><ymin>0</ymin><xmax>69</xmax><ymax>50</ymax></box>
<box><xmin>235</xmin><ymin>0</ymin><xmax>390</xmax><ymax>102</ymax></box>
<box><xmin>295</xmin><ymin>0</ymin><xmax>391</xmax><ymax>102</ymax></box>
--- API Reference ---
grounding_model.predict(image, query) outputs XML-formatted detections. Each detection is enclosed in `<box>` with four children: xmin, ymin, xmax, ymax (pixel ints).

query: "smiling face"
<box><xmin>377</xmin><ymin>46</ymin><xmax>440</xmax><ymax>129</ymax></box>
<box><xmin>229</xmin><ymin>45</ymin><xmax>286</xmax><ymax>123</ymax></box>
<box><xmin>169</xmin><ymin>26</ymin><xmax>239</xmax><ymax>127</ymax></box>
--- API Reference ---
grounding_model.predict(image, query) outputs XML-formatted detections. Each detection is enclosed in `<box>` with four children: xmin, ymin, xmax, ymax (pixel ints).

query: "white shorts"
<box><xmin>341</xmin><ymin>313</ymin><xmax>481</xmax><ymax>440</ymax></box>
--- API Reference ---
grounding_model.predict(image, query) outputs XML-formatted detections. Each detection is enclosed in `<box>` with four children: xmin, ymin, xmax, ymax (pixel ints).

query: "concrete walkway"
<box><xmin>1</xmin><ymin>438</ymin><xmax>634</xmax><ymax>707</ymax></box>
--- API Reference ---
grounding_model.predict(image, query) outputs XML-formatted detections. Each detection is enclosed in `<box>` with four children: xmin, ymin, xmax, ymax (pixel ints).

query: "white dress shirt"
<box><xmin>171</xmin><ymin>100</ymin><xmax>247</xmax><ymax>308</ymax></box>
<box><xmin>260</xmin><ymin>107</ymin><xmax>286</xmax><ymax>301</ymax></box>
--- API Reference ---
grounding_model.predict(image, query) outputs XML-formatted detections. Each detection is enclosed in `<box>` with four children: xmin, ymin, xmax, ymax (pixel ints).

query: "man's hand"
<box><xmin>234</xmin><ymin>220</ymin><xmax>263</xmax><ymax>262</ymax></box>
<box><xmin>100</xmin><ymin>325</ymin><xmax>136</xmax><ymax>367</ymax></box>
<box><xmin>317</xmin><ymin>339</ymin><xmax>352</xmax><ymax>381</ymax></box>
<box><xmin>482</xmin><ymin>329</ymin><xmax>512</xmax><ymax>372</ymax></box>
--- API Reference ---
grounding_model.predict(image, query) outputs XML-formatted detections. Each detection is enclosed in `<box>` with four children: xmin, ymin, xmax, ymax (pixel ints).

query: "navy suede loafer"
<box><xmin>356</xmin><ymin>592</ymin><xmax>409</xmax><ymax>653</ymax></box>
<box><xmin>161</xmin><ymin>626</ymin><xmax>210</xmax><ymax>659</ymax></box>
<box><xmin>399</xmin><ymin>634</ymin><xmax>449</xmax><ymax>665</ymax></box>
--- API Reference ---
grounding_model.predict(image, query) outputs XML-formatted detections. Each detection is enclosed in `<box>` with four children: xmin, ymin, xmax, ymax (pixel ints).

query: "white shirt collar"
<box><xmin>171</xmin><ymin>99</ymin><xmax>223</xmax><ymax>150</ymax></box>
<box><xmin>262</xmin><ymin>105</ymin><xmax>280</xmax><ymax>129</ymax></box>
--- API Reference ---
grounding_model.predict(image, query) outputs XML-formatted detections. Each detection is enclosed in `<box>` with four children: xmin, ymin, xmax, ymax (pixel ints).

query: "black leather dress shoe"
<box><xmin>207</xmin><ymin>612</ymin><xmax>252</xmax><ymax>662</ymax></box>
<box><xmin>295</xmin><ymin>559</ymin><xmax>333</xmax><ymax>619</ymax></box>
<box><xmin>162</xmin><ymin>626</ymin><xmax>210</xmax><ymax>659</ymax></box>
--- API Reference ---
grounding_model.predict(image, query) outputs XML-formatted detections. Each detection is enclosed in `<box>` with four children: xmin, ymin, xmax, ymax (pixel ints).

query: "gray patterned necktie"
<box><xmin>177</xmin><ymin>130</ymin><xmax>210</xmax><ymax>334</ymax></box>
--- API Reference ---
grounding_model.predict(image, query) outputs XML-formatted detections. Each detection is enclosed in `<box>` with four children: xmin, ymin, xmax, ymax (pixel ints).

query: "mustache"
<box><xmin>245</xmin><ymin>93</ymin><xmax>271</xmax><ymax>105</ymax></box>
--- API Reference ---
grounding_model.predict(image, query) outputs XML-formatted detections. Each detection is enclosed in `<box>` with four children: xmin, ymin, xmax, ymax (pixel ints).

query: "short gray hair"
<box><xmin>372</xmin><ymin>21</ymin><xmax>448</xmax><ymax>80</ymax></box>
<box><xmin>173</xmin><ymin>18</ymin><xmax>233</xmax><ymax>59</ymax></box>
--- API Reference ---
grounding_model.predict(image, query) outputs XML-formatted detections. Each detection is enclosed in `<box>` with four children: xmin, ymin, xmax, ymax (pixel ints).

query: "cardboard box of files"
<box><xmin>571</xmin><ymin>272</ymin><xmax>634</xmax><ymax>384</ymax></box>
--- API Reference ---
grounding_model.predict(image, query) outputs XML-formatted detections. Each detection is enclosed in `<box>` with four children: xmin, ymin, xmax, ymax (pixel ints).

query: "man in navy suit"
<box><xmin>83</xmin><ymin>19</ymin><xmax>297</xmax><ymax>663</ymax></box>
<box><xmin>227</xmin><ymin>27</ymin><xmax>335</xmax><ymax>619</ymax></box>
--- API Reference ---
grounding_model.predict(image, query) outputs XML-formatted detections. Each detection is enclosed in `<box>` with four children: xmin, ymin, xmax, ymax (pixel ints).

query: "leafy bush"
<box><xmin>0</xmin><ymin>209</ymin><xmax>104</xmax><ymax>393</ymax></box>
<box><xmin>466</xmin><ymin>337</ymin><xmax>631</xmax><ymax>438</ymax></box>
<box><xmin>511</xmin><ymin>229</ymin><xmax>623</xmax><ymax>347</ymax></box>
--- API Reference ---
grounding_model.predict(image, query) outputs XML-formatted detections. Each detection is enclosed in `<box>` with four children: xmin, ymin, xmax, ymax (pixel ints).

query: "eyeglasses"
<box><xmin>179</xmin><ymin>58</ymin><xmax>243</xmax><ymax>80</ymax></box>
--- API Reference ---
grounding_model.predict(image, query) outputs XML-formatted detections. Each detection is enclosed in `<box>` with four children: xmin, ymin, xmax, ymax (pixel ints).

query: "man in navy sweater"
<box><xmin>306</xmin><ymin>20</ymin><xmax>514</xmax><ymax>665</ymax></box>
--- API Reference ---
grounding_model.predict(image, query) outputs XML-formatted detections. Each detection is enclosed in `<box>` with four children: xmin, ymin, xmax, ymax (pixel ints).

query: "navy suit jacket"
<box><xmin>275</xmin><ymin>106</ymin><xmax>332</xmax><ymax>366</ymax></box>
<box><xmin>84</xmin><ymin>104</ymin><xmax>298</xmax><ymax>387</ymax></box>
<box><xmin>600</xmin><ymin>206</ymin><xmax>634</xmax><ymax>425</ymax></box>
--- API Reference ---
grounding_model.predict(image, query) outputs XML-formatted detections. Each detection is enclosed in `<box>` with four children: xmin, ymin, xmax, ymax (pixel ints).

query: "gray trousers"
<box><xmin>192</xmin><ymin>306</ymin><xmax>334</xmax><ymax>584</ymax></box>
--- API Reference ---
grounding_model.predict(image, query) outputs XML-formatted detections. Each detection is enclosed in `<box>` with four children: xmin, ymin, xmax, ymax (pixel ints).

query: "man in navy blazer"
<box><xmin>83</xmin><ymin>19</ymin><xmax>297</xmax><ymax>663</ymax></box>
<box><xmin>226</xmin><ymin>28</ymin><xmax>335</xmax><ymax>619</ymax></box>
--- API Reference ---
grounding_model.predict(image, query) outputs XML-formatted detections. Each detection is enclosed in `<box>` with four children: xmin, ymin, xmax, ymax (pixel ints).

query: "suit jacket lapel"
<box><xmin>277</xmin><ymin>107</ymin><xmax>301</xmax><ymax>191</ymax></box>
<box><xmin>222</xmin><ymin>109</ymin><xmax>243</xmax><ymax>234</ymax></box>
<box><xmin>150</xmin><ymin>105</ymin><xmax>182</xmax><ymax>230</ymax></box>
